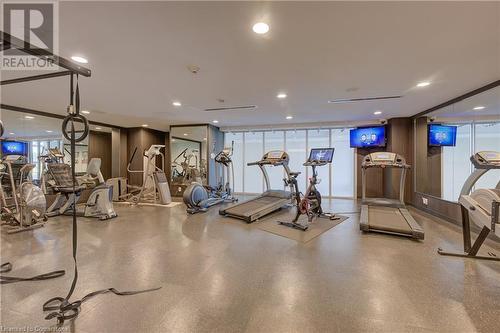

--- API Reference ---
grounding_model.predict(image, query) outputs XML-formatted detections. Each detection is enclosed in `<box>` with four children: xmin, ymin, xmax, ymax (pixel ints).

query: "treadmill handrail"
<box><xmin>362</xmin><ymin>163</ymin><xmax>410</xmax><ymax>169</ymax></box>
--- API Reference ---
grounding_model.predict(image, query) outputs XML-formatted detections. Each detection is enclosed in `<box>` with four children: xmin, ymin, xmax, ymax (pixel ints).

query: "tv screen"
<box><xmin>428</xmin><ymin>124</ymin><xmax>457</xmax><ymax>146</ymax></box>
<box><xmin>308</xmin><ymin>148</ymin><xmax>334</xmax><ymax>163</ymax></box>
<box><xmin>1</xmin><ymin>141</ymin><xmax>28</xmax><ymax>156</ymax></box>
<box><xmin>350</xmin><ymin>127</ymin><xmax>386</xmax><ymax>148</ymax></box>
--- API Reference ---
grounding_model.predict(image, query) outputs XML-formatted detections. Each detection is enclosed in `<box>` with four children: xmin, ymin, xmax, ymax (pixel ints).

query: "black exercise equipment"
<box><xmin>279</xmin><ymin>148</ymin><xmax>339</xmax><ymax>231</ymax></box>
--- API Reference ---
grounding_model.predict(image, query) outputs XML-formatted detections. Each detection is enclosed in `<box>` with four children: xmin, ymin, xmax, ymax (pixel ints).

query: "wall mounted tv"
<box><xmin>428</xmin><ymin>124</ymin><xmax>457</xmax><ymax>147</ymax></box>
<box><xmin>1</xmin><ymin>141</ymin><xmax>28</xmax><ymax>156</ymax></box>
<box><xmin>349</xmin><ymin>126</ymin><xmax>386</xmax><ymax>148</ymax></box>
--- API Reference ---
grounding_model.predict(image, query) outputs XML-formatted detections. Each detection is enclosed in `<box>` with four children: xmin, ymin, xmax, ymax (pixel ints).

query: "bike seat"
<box><xmin>289</xmin><ymin>172</ymin><xmax>301</xmax><ymax>177</ymax></box>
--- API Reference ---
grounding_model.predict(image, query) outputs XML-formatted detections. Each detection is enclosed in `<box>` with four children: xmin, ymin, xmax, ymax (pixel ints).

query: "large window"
<box><xmin>442</xmin><ymin>122</ymin><xmax>500</xmax><ymax>201</ymax></box>
<box><xmin>225</xmin><ymin>128</ymin><xmax>355</xmax><ymax>198</ymax></box>
<box><xmin>30</xmin><ymin>140</ymin><xmax>63</xmax><ymax>180</ymax></box>
<box><xmin>224</xmin><ymin>132</ymin><xmax>244</xmax><ymax>193</ymax></box>
<box><xmin>286</xmin><ymin>130</ymin><xmax>307</xmax><ymax>193</ymax></box>
<box><xmin>331</xmin><ymin>129</ymin><xmax>355</xmax><ymax>197</ymax></box>
<box><xmin>474</xmin><ymin>123</ymin><xmax>500</xmax><ymax>190</ymax></box>
<box><xmin>307</xmin><ymin>129</ymin><xmax>330</xmax><ymax>196</ymax></box>
<box><xmin>264</xmin><ymin>131</ymin><xmax>285</xmax><ymax>190</ymax></box>
<box><xmin>243</xmin><ymin>132</ymin><xmax>264</xmax><ymax>194</ymax></box>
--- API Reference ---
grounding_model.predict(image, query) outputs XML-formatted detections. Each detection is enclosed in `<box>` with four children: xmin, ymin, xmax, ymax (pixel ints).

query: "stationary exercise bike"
<box><xmin>279</xmin><ymin>148</ymin><xmax>339</xmax><ymax>231</ymax></box>
<box><xmin>183</xmin><ymin>141</ymin><xmax>238</xmax><ymax>214</ymax></box>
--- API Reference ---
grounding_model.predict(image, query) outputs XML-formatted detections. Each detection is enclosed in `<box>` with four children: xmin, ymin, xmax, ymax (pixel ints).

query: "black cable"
<box><xmin>0</xmin><ymin>262</ymin><xmax>65</xmax><ymax>285</ymax></box>
<box><xmin>43</xmin><ymin>74</ymin><xmax>161</xmax><ymax>325</ymax></box>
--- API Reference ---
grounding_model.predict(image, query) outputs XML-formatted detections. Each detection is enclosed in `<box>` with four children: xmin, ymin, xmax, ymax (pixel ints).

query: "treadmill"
<box><xmin>219</xmin><ymin>150</ymin><xmax>295</xmax><ymax>223</ymax></box>
<box><xmin>359</xmin><ymin>152</ymin><xmax>424</xmax><ymax>240</ymax></box>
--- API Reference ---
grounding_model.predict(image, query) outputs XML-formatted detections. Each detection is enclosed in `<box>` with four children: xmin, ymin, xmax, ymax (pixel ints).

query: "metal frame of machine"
<box><xmin>219</xmin><ymin>150</ymin><xmax>295</xmax><ymax>223</ymax></box>
<box><xmin>438</xmin><ymin>151</ymin><xmax>500</xmax><ymax>260</ymax></box>
<box><xmin>359</xmin><ymin>152</ymin><xmax>424</xmax><ymax>240</ymax></box>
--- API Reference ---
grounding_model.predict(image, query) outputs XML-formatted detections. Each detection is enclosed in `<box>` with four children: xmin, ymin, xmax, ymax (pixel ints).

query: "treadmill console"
<box><xmin>261</xmin><ymin>151</ymin><xmax>289</xmax><ymax>165</ymax></box>
<box><xmin>471</xmin><ymin>151</ymin><xmax>500</xmax><ymax>169</ymax></box>
<box><xmin>362</xmin><ymin>152</ymin><xmax>408</xmax><ymax>168</ymax></box>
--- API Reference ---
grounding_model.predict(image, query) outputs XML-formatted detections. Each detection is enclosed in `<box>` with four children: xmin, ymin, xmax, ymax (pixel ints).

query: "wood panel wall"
<box><xmin>89</xmin><ymin>130</ymin><xmax>112</xmax><ymax>180</ymax></box>
<box><xmin>127</xmin><ymin>128</ymin><xmax>167</xmax><ymax>186</ymax></box>
<box><xmin>415</xmin><ymin>117</ymin><xmax>442</xmax><ymax>197</ymax></box>
<box><xmin>355</xmin><ymin>118</ymin><xmax>413</xmax><ymax>204</ymax></box>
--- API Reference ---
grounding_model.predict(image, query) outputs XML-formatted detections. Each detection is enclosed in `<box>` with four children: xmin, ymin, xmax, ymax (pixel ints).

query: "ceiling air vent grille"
<box><xmin>204</xmin><ymin>105</ymin><xmax>257</xmax><ymax>112</ymax></box>
<box><xmin>328</xmin><ymin>95</ymin><xmax>402</xmax><ymax>104</ymax></box>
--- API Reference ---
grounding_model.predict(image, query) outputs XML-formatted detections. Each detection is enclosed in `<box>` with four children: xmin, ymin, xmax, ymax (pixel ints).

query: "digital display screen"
<box><xmin>267</xmin><ymin>151</ymin><xmax>284</xmax><ymax>159</ymax></box>
<box><xmin>1</xmin><ymin>141</ymin><xmax>28</xmax><ymax>156</ymax></box>
<box><xmin>428</xmin><ymin>124</ymin><xmax>457</xmax><ymax>147</ymax></box>
<box><xmin>350</xmin><ymin>127</ymin><xmax>386</xmax><ymax>148</ymax></box>
<box><xmin>309</xmin><ymin>148</ymin><xmax>334</xmax><ymax>163</ymax></box>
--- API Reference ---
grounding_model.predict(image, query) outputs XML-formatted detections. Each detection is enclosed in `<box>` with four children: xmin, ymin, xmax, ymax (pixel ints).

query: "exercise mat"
<box><xmin>257</xmin><ymin>214</ymin><xmax>349</xmax><ymax>243</ymax></box>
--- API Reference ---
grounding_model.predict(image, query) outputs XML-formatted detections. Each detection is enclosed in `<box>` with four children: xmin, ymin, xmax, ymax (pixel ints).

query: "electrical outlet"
<box><xmin>422</xmin><ymin>197</ymin><xmax>429</xmax><ymax>206</ymax></box>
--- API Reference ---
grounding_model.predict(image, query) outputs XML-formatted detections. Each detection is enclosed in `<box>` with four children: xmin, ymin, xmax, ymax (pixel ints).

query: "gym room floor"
<box><xmin>2</xmin><ymin>198</ymin><xmax>500</xmax><ymax>333</ymax></box>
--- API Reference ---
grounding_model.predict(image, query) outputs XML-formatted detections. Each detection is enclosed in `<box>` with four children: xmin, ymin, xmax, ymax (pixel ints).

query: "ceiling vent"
<box><xmin>204</xmin><ymin>105</ymin><xmax>257</xmax><ymax>112</ymax></box>
<box><xmin>328</xmin><ymin>95</ymin><xmax>402</xmax><ymax>104</ymax></box>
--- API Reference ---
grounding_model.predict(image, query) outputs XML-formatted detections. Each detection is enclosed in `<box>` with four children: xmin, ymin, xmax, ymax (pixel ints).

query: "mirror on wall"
<box><xmin>0</xmin><ymin>108</ymin><xmax>113</xmax><ymax>185</ymax></box>
<box><xmin>170</xmin><ymin>125</ymin><xmax>208</xmax><ymax>193</ymax></box>
<box><xmin>0</xmin><ymin>108</ymin><xmax>66</xmax><ymax>183</ymax></box>
<box><xmin>414</xmin><ymin>86</ymin><xmax>500</xmax><ymax>203</ymax></box>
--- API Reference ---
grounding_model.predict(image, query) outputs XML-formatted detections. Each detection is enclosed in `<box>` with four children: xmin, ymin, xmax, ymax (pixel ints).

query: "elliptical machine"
<box><xmin>120</xmin><ymin>145</ymin><xmax>172</xmax><ymax>206</ymax></box>
<box><xmin>183</xmin><ymin>141</ymin><xmax>238</xmax><ymax>214</ymax></box>
<box><xmin>1</xmin><ymin>155</ymin><xmax>47</xmax><ymax>233</ymax></box>
<box><xmin>279</xmin><ymin>148</ymin><xmax>338</xmax><ymax>231</ymax></box>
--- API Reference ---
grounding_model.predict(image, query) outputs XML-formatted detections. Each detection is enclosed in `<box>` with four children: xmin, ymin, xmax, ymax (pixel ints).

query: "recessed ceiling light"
<box><xmin>473</xmin><ymin>106</ymin><xmax>485</xmax><ymax>110</ymax></box>
<box><xmin>183</xmin><ymin>133</ymin><xmax>188</xmax><ymax>136</ymax></box>
<box><xmin>95</xmin><ymin>127</ymin><xmax>102</xmax><ymax>130</ymax></box>
<box><xmin>46</xmin><ymin>130</ymin><xmax>53</xmax><ymax>133</ymax></box>
<box><xmin>9</xmin><ymin>132</ymin><xmax>15</xmax><ymax>135</ymax></box>
<box><xmin>286</xmin><ymin>116</ymin><xmax>293</xmax><ymax>120</ymax></box>
<box><xmin>81</xmin><ymin>110</ymin><xmax>90</xmax><ymax>114</ymax></box>
<box><xmin>141</xmin><ymin>124</ymin><xmax>148</xmax><ymax>127</ymax></box>
<box><xmin>416</xmin><ymin>81</ymin><xmax>430</xmax><ymax>87</ymax></box>
<box><xmin>277</xmin><ymin>93</ymin><xmax>287</xmax><ymax>99</ymax></box>
<box><xmin>212</xmin><ymin>120</ymin><xmax>219</xmax><ymax>124</ymax></box>
<box><xmin>374</xmin><ymin>111</ymin><xmax>382</xmax><ymax>115</ymax></box>
<box><xmin>172</xmin><ymin>101</ymin><xmax>181</xmax><ymax>107</ymax></box>
<box><xmin>252</xmin><ymin>22</ymin><xmax>269</xmax><ymax>34</ymax></box>
<box><xmin>24</xmin><ymin>115</ymin><xmax>34</xmax><ymax>119</ymax></box>
<box><xmin>71</xmin><ymin>56</ymin><xmax>88</xmax><ymax>64</ymax></box>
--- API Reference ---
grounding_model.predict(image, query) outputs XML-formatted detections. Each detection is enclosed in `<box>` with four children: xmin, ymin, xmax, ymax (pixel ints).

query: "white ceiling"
<box><xmin>429</xmin><ymin>86</ymin><xmax>500</xmax><ymax>121</ymax></box>
<box><xmin>1</xmin><ymin>1</ymin><xmax>499</xmax><ymax>131</ymax></box>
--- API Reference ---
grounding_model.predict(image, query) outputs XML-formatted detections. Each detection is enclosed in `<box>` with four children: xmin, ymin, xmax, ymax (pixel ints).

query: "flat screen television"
<box><xmin>428</xmin><ymin>124</ymin><xmax>457</xmax><ymax>147</ymax></box>
<box><xmin>1</xmin><ymin>141</ymin><xmax>28</xmax><ymax>156</ymax></box>
<box><xmin>349</xmin><ymin>126</ymin><xmax>386</xmax><ymax>148</ymax></box>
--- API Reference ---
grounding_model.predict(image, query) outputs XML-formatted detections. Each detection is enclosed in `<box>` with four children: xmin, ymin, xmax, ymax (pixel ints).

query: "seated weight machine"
<box><xmin>278</xmin><ymin>148</ymin><xmax>339</xmax><ymax>231</ymax></box>
<box><xmin>46</xmin><ymin>158</ymin><xmax>117</xmax><ymax>220</ymax></box>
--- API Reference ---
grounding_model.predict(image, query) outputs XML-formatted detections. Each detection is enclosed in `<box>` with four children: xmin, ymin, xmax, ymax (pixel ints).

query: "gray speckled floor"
<box><xmin>2</xmin><ymin>198</ymin><xmax>500</xmax><ymax>333</ymax></box>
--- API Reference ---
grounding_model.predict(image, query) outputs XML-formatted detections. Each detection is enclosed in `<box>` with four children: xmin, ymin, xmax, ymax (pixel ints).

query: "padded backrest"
<box><xmin>47</xmin><ymin>163</ymin><xmax>74</xmax><ymax>187</ymax></box>
<box><xmin>87</xmin><ymin>158</ymin><xmax>102</xmax><ymax>177</ymax></box>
